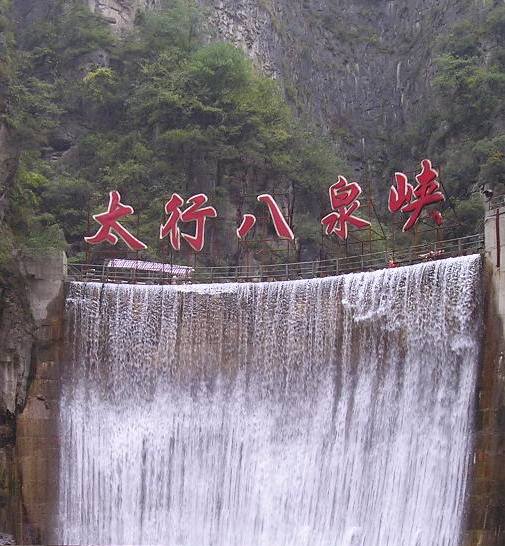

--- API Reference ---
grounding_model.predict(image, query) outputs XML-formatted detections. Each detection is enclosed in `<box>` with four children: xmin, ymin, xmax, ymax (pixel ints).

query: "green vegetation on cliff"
<box><xmin>1</xmin><ymin>0</ymin><xmax>501</xmax><ymax>266</ymax></box>
<box><xmin>2</xmin><ymin>0</ymin><xmax>341</xmax><ymax>264</ymax></box>
<box><xmin>402</xmin><ymin>4</ymin><xmax>505</xmax><ymax>237</ymax></box>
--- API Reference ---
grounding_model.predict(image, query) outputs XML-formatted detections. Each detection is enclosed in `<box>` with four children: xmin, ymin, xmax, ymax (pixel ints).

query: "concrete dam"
<box><xmin>55</xmin><ymin>256</ymin><xmax>481</xmax><ymax>545</ymax></box>
<box><xmin>3</xmin><ymin>210</ymin><xmax>505</xmax><ymax>545</ymax></box>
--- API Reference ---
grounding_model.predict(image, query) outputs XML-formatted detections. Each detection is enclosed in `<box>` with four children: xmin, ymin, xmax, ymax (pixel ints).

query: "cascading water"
<box><xmin>56</xmin><ymin>255</ymin><xmax>482</xmax><ymax>546</ymax></box>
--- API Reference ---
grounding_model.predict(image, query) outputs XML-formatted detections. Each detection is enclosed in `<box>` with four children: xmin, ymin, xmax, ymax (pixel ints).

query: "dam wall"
<box><xmin>467</xmin><ymin>207</ymin><xmax>505</xmax><ymax>545</ymax></box>
<box><xmin>58</xmin><ymin>256</ymin><xmax>482</xmax><ymax>545</ymax></box>
<box><xmin>0</xmin><ymin>219</ymin><xmax>504</xmax><ymax>543</ymax></box>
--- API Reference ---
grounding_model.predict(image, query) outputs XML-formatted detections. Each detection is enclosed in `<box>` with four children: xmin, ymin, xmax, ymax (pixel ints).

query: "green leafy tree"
<box><xmin>399</xmin><ymin>5</ymin><xmax>505</xmax><ymax>238</ymax></box>
<box><xmin>3</xmin><ymin>0</ymin><xmax>343</xmax><ymax>262</ymax></box>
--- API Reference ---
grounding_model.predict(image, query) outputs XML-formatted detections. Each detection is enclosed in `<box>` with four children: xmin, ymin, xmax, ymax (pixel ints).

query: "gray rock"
<box><xmin>199</xmin><ymin>0</ymin><xmax>466</xmax><ymax>178</ymax></box>
<box><xmin>48</xmin><ymin>127</ymin><xmax>75</xmax><ymax>152</ymax></box>
<box><xmin>94</xmin><ymin>0</ymin><xmax>473</xmax><ymax>180</ymax></box>
<box><xmin>0</xmin><ymin>533</ymin><xmax>15</xmax><ymax>545</ymax></box>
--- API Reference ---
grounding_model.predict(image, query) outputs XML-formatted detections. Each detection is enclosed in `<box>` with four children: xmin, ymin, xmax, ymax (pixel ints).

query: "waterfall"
<box><xmin>56</xmin><ymin>255</ymin><xmax>482</xmax><ymax>546</ymax></box>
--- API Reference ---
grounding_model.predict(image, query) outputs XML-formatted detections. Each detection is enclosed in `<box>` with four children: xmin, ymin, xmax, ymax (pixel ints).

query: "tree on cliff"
<box><xmin>1</xmin><ymin>0</ymin><xmax>341</xmax><ymax>264</ymax></box>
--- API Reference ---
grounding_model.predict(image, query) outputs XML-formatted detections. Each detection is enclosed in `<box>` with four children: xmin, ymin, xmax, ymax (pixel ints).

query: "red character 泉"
<box><xmin>236</xmin><ymin>194</ymin><xmax>294</xmax><ymax>240</ymax></box>
<box><xmin>321</xmin><ymin>176</ymin><xmax>371</xmax><ymax>240</ymax></box>
<box><xmin>389</xmin><ymin>159</ymin><xmax>445</xmax><ymax>232</ymax></box>
<box><xmin>160</xmin><ymin>193</ymin><xmax>217</xmax><ymax>252</ymax></box>
<box><xmin>85</xmin><ymin>191</ymin><xmax>147</xmax><ymax>251</ymax></box>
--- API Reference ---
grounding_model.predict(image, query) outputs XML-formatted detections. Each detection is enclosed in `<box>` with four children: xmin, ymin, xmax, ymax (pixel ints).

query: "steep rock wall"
<box><xmin>86</xmin><ymin>0</ymin><xmax>159</xmax><ymax>28</ymax></box>
<box><xmin>93</xmin><ymin>0</ymin><xmax>482</xmax><ymax>179</ymax></box>
<box><xmin>0</xmin><ymin>253</ymin><xmax>66</xmax><ymax>543</ymax></box>
<box><xmin>0</xmin><ymin>265</ymin><xmax>32</xmax><ymax>541</ymax></box>
<box><xmin>472</xmin><ymin>208</ymin><xmax>505</xmax><ymax>545</ymax></box>
<box><xmin>202</xmin><ymin>0</ymin><xmax>482</xmax><ymax>179</ymax></box>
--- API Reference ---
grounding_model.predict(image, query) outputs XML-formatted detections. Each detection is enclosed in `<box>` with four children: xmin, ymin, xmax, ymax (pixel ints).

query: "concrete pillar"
<box><xmin>484</xmin><ymin>207</ymin><xmax>505</xmax><ymax>319</ymax></box>
<box><xmin>465</xmin><ymin>207</ymin><xmax>505</xmax><ymax>545</ymax></box>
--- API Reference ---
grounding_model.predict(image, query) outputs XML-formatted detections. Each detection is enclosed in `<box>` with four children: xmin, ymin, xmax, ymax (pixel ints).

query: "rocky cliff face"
<box><xmin>0</xmin><ymin>252</ymin><xmax>66</xmax><ymax>541</ymax></box>
<box><xmin>93</xmin><ymin>0</ymin><xmax>480</xmax><ymax>180</ymax></box>
<box><xmin>203</xmin><ymin>0</ymin><xmax>487</xmax><ymax>184</ymax></box>
<box><xmin>0</xmin><ymin>265</ymin><xmax>32</xmax><ymax>540</ymax></box>
<box><xmin>86</xmin><ymin>0</ymin><xmax>159</xmax><ymax>28</ymax></box>
<box><xmin>7</xmin><ymin>0</ymin><xmax>484</xmax><ymax>236</ymax></box>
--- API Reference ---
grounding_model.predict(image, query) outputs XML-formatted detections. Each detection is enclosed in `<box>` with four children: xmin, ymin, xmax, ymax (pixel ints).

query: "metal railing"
<box><xmin>66</xmin><ymin>234</ymin><xmax>484</xmax><ymax>285</ymax></box>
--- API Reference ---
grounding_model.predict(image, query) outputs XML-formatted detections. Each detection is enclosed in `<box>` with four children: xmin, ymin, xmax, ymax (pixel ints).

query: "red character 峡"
<box><xmin>321</xmin><ymin>176</ymin><xmax>371</xmax><ymax>240</ymax></box>
<box><xmin>85</xmin><ymin>191</ymin><xmax>147</xmax><ymax>251</ymax></box>
<box><xmin>236</xmin><ymin>194</ymin><xmax>294</xmax><ymax>240</ymax></box>
<box><xmin>389</xmin><ymin>159</ymin><xmax>445</xmax><ymax>232</ymax></box>
<box><xmin>160</xmin><ymin>193</ymin><xmax>217</xmax><ymax>252</ymax></box>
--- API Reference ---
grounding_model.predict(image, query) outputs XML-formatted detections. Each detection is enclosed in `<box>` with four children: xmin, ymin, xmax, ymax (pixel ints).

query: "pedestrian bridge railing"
<box><xmin>66</xmin><ymin>234</ymin><xmax>484</xmax><ymax>285</ymax></box>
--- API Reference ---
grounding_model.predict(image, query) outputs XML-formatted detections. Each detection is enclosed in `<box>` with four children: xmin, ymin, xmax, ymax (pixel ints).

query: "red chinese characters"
<box><xmin>237</xmin><ymin>214</ymin><xmax>257</xmax><ymax>239</ymax></box>
<box><xmin>389</xmin><ymin>159</ymin><xmax>445</xmax><ymax>232</ymax></box>
<box><xmin>86</xmin><ymin>160</ymin><xmax>441</xmax><ymax>255</ymax></box>
<box><xmin>85</xmin><ymin>191</ymin><xmax>147</xmax><ymax>251</ymax></box>
<box><xmin>160</xmin><ymin>193</ymin><xmax>217</xmax><ymax>252</ymax></box>
<box><xmin>388</xmin><ymin>172</ymin><xmax>413</xmax><ymax>214</ymax></box>
<box><xmin>321</xmin><ymin>176</ymin><xmax>371</xmax><ymax>240</ymax></box>
<box><xmin>236</xmin><ymin>194</ymin><xmax>294</xmax><ymax>241</ymax></box>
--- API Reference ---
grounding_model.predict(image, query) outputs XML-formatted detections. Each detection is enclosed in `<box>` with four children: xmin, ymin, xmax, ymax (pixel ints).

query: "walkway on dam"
<box><xmin>67</xmin><ymin>233</ymin><xmax>484</xmax><ymax>285</ymax></box>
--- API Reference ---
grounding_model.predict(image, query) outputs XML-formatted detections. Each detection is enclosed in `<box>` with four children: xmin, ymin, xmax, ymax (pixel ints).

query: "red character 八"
<box><xmin>160</xmin><ymin>193</ymin><xmax>217</xmax><ymax>252</ymax></box>
<box><xmin>321</xmin><ymin>176</ymin><xmax>371</xmax><ymax>240</ymax></box>
<box><xmin>85</xmin><ymin>191</ymin><xmax>147</xmax><ymax>251</ymax></box>
<box><xmin>389</xmin><ymin>159</ymin><xmax>445</xmax><ymax>232</ymax></box>
<box><xmin>237</xmin><ymin>214</ymin><xmax>257</xmax><ymax>239</ymax></box>
<box><xmin>236</xmin><ymin>194</ymin><xmax>294</xmax><ymax>240</ymax></box>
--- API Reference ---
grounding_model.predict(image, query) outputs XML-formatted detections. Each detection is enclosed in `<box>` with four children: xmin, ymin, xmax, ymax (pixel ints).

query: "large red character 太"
<box><xmin>85</xmin><ymin>191</ymin><xmax>147</xmax><ymax>251</ymax></box>
<box><xmin>160</xmin><ymin>193</ymin><xmax>217</xmax><ymax>252</ymax></box>
<box><xmin>321</xmin><ymin>176</ymin><xmax>371</xmax><ymax>240</ymax></box>
<box><xmin>236</xmin><ymin>194</ymin><xmax>294</xmax><ymax>241</ymax></box>
<box><xmin>389</xmin><ymin>159</ymin><xmax>445</xmax><ymax>232</ymax></box>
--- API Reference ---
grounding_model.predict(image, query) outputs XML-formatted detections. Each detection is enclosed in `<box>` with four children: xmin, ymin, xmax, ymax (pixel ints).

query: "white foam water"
<box><xmin>55</xmin><ymin>255</ymin><xmax>482</xmax><ymax>546</ymax></box>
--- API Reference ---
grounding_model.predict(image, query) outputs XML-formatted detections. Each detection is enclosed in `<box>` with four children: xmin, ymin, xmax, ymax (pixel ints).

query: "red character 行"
<box><xmin>160</xmin><ymin>193</ymin><xmax>217</xmax><ymax>252</ymax></box>
<box><xmin>321</xmin><ymin>176</ymin><xmax>371</xmax><ymax>240</ymax></box>
<box><xmin>85</xmin><ymin>191</ymin><xmax>147</xmax><ymax>251</ymax></box>
<box><xmin>236</xmin><ymin>194</ymin><xmax>294</xmax><ymax>240</ymax></box>
<box><xmin>389</xmin><ymin>159</ymin><xmax>445</xmax><ymax>232</ymax></box>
